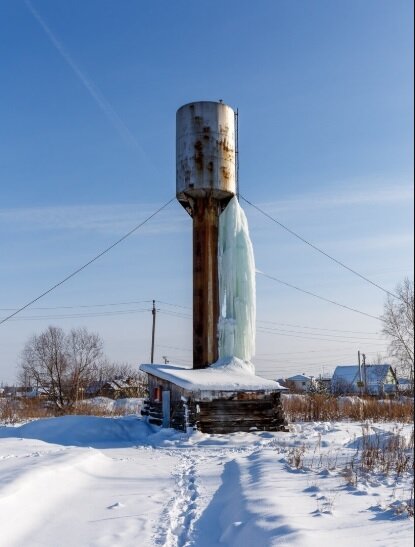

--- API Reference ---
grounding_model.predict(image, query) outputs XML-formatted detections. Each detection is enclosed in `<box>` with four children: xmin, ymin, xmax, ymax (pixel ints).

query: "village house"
<box><xmin>86</xmin><ymin>377</ymin><xmax>145</xmax><ymax>399</ymax></box>
<box><xmin>331</xmin><ymin>364</ymin><xmax>398</xmax><ymax>395</ymax></box>
<box><xmin>284</xmin><ymin>374</ymin><xmax>317</xmax><ymax>393</ymax></box>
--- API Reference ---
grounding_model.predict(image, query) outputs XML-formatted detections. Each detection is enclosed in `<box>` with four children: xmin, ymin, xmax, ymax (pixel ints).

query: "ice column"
<box><xmin>218</xmin><ymin>196</ymin><xmax>256</xmax><ymax>362</ymax></box>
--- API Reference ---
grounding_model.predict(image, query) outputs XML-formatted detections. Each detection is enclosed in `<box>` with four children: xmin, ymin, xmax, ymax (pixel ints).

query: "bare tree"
<box><xmin>20</xmin><ymin>326</ymin><xmax>104</xmax><ymax>412</ymax></box>
<box><xmin>382</xmin><ymin>278</ymin><xmax>414</xmax><ymax>388</ymax></box>
<box><xmin>67</xmin><ymin>327</ymin><xmax>103</xmax><ymax>403</ymax></box>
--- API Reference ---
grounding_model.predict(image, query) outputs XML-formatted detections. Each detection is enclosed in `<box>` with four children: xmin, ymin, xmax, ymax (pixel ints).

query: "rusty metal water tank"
<box><xmin>176</xmin><ymin>101</ymin><xmax>237</xmax><ymax>213</ymax></box>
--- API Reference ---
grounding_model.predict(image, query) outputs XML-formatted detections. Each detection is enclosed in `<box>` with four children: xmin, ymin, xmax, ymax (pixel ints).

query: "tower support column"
<box><xmin>192</xmin><ymin>196</ymin><xmax>220</xmax><ymax>369</ymax></box>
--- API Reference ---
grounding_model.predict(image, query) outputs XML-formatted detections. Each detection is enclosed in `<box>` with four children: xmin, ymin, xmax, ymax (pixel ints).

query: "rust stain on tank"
<box><xmin>219</xmin><ymin>139</ymin><xmax>233</xmax><ymax>153</ymax></box>
<box><xmin>194</xmin><ymin>140</ymin><xmax>203</xmax><ymax>171</ymax></box>
<box><xmin>220</xmin><ymin>166</ymin><xmax>230</xmax><ymax>181</ymax></box>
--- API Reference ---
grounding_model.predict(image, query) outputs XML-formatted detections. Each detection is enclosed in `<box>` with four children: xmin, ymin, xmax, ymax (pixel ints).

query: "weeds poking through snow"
<box><xmin>358</xmin><ymin>425</ymin><xmax>414</xmax><ymax>476</ymax></box>
<box><xmin>342</xmin><ymin>464</ymin><xmax>358</xmax><ymax>488</ymax></box>
<box><xmin>315</xmin><ymin>491</ymin><xmax>338</xmax><ymax>515</ymax></box>
<box><xmin>285</xmin><ymin>422</ymin><xmax>414</xmax><ymax>519</ymax></box>
<box><xmin>288</xmin><ymin>445</ymin><xmax>306</xmax><ymax>469</ymax></box>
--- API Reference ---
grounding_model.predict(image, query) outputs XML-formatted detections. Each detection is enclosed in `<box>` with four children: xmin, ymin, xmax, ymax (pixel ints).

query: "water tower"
<box><xmin>140</xmin><ymin>102</ymin><xmax>288</xmax><ymax>433</ymax></box>
<box><xmin>176</xmin><ymin>101</ymin><xmax>237</xmax><ymax>369</ymax></box>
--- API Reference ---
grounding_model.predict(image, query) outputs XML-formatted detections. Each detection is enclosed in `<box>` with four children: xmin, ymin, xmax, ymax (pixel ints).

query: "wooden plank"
<box><xmin>198</xmin><ymin>414</ymin><xmax>285</xmax><ymax>422</ymax></box>
<box><xmin>198</xmin><ymin>403</ymin><xmax>275</xmax><ymax>409</ymax></box>
<box><xmin>200</xmin><ymin>426</ymin><xmax>286</xmax><ymax>433</ymax></box>
<box><xmin>162</xmin><ymin>390</ymin><xmax>171</xmax><ymax>428</ymax></box>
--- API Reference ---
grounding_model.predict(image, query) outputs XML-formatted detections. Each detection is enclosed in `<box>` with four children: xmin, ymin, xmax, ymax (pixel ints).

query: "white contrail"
<box><xmin>25</xmin><ymin>0</ymin><xmax>147</xmax><ymax>156</ymax></box>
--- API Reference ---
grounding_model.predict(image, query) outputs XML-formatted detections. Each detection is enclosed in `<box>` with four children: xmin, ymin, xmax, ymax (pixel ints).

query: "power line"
<box><xmin>0</xmin><ymin>197</ymin><xmax>175</xmax><ymax>326</ymax></box>
<box><xmin>8</xmin><ymin>308</ymin><xmax>151</xmax><ymax>321</ymax></box>
<box><xmin>257</xmin><ymin>326</ymin><xmax>388</xmax><ymax>345</ymax></box>
<box><xmin>158</xmin><ymin>310</ymin><xmax>192</xmax><ymax>320</ymax></box>
<box><xmin>255</xmin><ymin>355</ymin><xmax>356</xmax><ymax>366</ymax></box>
<box><xmin>2</xmin><ymin>297</ymin><xmax>380</xmax><ymax>337</ymax></box>
<box><xmin>257</xmin><ymin>270</ymin><xmax>382</xmax><ymax>321</ymax></box>
<box><xmin>256</xmin><ymin>353</ymin><xmax>364</xmax><ymax>366</ymax></box>
<box><xmin>257</xmin><ymin>325</ymin><xmax>383</xmax><ymax>342</ymax></box>
<box><xmin>257</xmin><ymin>348</ymin><xmax>359</xmax><ymax>356</ymax></box>
<box><xmin>257</xmin><ymin>319</ymin><xmax>379</xmax><ymax>336</ymax></box>
<box><xmin>241</xmin><ymin>195</ymin><xmax>399</xmax><ymax>300</ymax></box>
<box><xmin>256</xmin><ymin>347</ymin><xmax>387</xmax><ymax>357</ymax></box>
<box><xmin>157</xmin><ymin>300</ymin><xmax>192</xmax><ymax>311</ymax></box>
<box><xmin>4</xmin><ymin>305</ymin><xmax>189</xmax><ymax>322</ymax></box>
<box><xmin>0</xmin><ymin>300</ymin><xmax>152</xmax><ymax>312</ymax></box>
<box><xmin>0</xmin><ymin>299</ymin><xmax>190</xmax><ymax>312</ymax></box>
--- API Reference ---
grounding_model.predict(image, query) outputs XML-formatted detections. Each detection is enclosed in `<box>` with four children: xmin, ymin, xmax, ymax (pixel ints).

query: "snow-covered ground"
<box><xmin>0</xmin><ymin>416</ymin><xmax>413</xmax><ymax>547</ymax></box>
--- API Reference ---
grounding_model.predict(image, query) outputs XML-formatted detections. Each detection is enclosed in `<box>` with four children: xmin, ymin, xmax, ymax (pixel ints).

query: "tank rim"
<box><xmin>176</xmin><ymin>100</ymin><xmax>235</xmax><ymax>113</ymax></box>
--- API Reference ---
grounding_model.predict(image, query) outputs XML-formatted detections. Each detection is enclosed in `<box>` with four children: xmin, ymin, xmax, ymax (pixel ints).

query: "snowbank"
<box><xmin>0</xmin><ymin>415</ymin><xmax>149</xmax><ymax>448</ymax></box>
<box><xmin>0</xmin><ymin>418</ymin><xmax>413</xmax><ymax>546</ymax></box>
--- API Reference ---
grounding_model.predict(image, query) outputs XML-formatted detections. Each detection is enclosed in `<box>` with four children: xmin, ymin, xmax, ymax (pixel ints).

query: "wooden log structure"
<box><xmin>142</xmin><ymin>372</ymin><xmax>288</xmax><ymax>434</ymax></box>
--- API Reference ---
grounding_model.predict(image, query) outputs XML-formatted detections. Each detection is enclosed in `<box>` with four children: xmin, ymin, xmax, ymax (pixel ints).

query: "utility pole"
<box><xmin>150</xmin><ymin>300</ymin><xmax>156</xmax><ymax>364</ymax></box>
<box><xmin>362</xmin><ymin>353</ymin><xmax>367</xmax><ymax>394</ymax></box>
<box><xmin>358</xmin><ymin>350</ymin><xmax>363</xmax><ymax>395</ymax></box>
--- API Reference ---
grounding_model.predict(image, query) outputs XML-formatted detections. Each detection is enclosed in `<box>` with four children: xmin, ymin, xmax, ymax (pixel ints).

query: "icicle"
<box><xmin>217</xmin><ymin>196</ymin><xmax>256</xmax><ymax>363</ymax></box>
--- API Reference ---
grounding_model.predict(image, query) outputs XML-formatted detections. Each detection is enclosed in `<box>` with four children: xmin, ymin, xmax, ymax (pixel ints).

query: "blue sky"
<box><xmin>0</xmin><ymin>0</ymin><xmax>413</xmax><ymax>383</ymax></box>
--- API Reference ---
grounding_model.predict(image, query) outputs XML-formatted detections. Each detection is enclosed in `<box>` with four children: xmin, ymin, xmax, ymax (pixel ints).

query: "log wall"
<box><xmin>195</xmin><ymin>393</ymin><xmax>287</xmax><ymax>433</ymax></box>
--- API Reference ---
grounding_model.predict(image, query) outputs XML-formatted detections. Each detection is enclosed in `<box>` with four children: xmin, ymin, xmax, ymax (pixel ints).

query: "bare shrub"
<box><xmin>0</xmin><ymin>399</ymin><xmax>20</xmax><ymax>424</ymax></box>
<box><xmin>19</xmin><ymin>398</ymin><xmax>53</xmax><ymax>420</ymax></box>
<box><xmin>342</xmin><ymin>464</ymin><xmax>358</xmax><ymax>487</ymax></box>
<box><xmin>315</xmin><ymin>491</ymin><xmax>337</xmax><ymax>514</ymax></box>
<box><xmin>287</xmin><ymin>445</ymin><xmax>306</xmax><ymax>469</ymax></box>
<box><xmin>0</xmin><ymin>398</ymin><xmax>53</xmax><ymax>424</ymax></box>
<box><xmin>358</xmin><ymin>426</ymin><xmax>414</xmax><ymax>476</ymax></box>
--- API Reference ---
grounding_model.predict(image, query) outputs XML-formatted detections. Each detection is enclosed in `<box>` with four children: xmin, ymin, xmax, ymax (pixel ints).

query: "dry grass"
<box><xmin>71</xmin><ymin>401</ymin><xmax>134</xmax><ymax>417</ymax></box>
<box><xmin>0</xmin><ymin>398</ymin><xmax>52</xmax><ymax>424</ymax></box>
<box><xmin>282</xmin><ymin>393</ymin><xmax>414</xmax><ymax>423</ymax></box>
<box><xmin>0</xmin><ymin>397</ymin><xmax>138</xmax><ymax>423</ymax></box>
<box><xmin>353</xmin><ymin>425</ymin><xmax>414</xmax><ymax>476</ymax></box>
<box><xmin>344</xmin><ymin>425</ymin><xmax>415</xmax><ymax>518</ymax></box>
<box><xmin>287</xmin><ymin>445</ymin><xmax>306</xmax><ymax>469</ymax></box>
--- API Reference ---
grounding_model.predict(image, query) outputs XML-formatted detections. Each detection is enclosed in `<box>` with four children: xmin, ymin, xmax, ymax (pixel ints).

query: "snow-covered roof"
<box><xmin>286</xmin><ymin>374</ymin><xmax>313</xmax><ymax>382</ymax></box>
<box><xmin>397</xmin><ymin>377</ymin><xmax>412</xmax><ymax>385</ymax></box>
<box><xmin>333</xmin><ymin>365</ymin><xmax>395</xmax><ymax>385</ymax></box>
<box><xmin>332</xmin><ymin>366</ymin><xmax>359</xmax><ymax>385</ymax></box>
<box><xmin>140</xmin><ymin>357</ymin><xmax>286</xmax><ymax>393</ymax></box>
